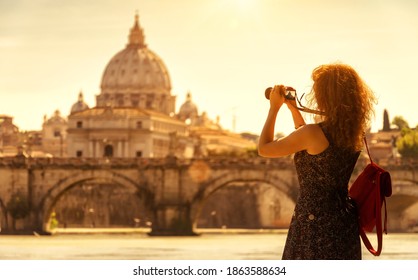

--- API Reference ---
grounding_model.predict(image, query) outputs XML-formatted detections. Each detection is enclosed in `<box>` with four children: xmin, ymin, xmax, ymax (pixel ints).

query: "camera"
<box><xmin>264</xmin><ymin>86</ymin><xmax>296</xmax><ymax>100</ymax></box>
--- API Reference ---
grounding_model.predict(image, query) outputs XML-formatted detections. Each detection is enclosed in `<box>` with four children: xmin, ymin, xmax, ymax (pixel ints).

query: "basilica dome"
<box><xmin>96</xmin><ymin>14</ymin><xmax>175</xmax><ymax>115</ymax></box>
<box><xmin>98</xmin><ymin>15</ymin><xmax>171</xmax><ymax>101</ymax></box>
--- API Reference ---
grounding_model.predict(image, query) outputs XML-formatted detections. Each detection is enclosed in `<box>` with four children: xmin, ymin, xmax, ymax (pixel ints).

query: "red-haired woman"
<box><xmin>258</xmin><ymin>63</ymin><xmax>376</xmax><ymax>259</ymax></box>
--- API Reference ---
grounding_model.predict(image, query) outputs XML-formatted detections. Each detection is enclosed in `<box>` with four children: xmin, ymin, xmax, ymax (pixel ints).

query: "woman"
<box><xmin>258</xmin><ymin>63</ymin><xmax>375</xmax><ymax>259</ymax></box>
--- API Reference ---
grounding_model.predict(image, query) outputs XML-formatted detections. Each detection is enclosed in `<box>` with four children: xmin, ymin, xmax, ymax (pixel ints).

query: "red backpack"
<box><xmin>349</xmin><ymin>138</ymin><xmax>392</xmax><ymax>256</ymax></box>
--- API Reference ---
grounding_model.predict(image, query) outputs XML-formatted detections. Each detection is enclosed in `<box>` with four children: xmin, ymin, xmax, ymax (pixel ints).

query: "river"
<box><xmin>0</xmin><ymin>230</ymin><xmax>417</xmax><ymax>260</ymax></box>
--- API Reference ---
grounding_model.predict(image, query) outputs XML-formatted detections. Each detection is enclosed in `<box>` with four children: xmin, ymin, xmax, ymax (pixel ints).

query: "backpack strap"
<box><xmin>360</xmin><ymin>160</ymin><xmax>390</xmax><ymax>256</ymax></box>
<box><xmin>363</xmin><ymin>137</ymin><xmax>373</xmax><ymax>164</ymax></box>
<box><xmin>358</xmin><ymin>137</ymin><xmax>389</xmax><ymax>256</ymax></box>
<box><xmin>358</xmin><ymin>168</ymin><xmax>384</xmax><ymax>256</ymax></box>
<box><xmin>365</xmin><ymin>136</ymin><xmax>390</xmax><ymax>234</ymax></box>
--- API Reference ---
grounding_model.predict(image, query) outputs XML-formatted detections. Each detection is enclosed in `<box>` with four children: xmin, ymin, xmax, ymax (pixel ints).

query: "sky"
<box><xmin>1</xmin><ymin>0</ymin><xmax>417</xmax><ymax>136</ymax></box>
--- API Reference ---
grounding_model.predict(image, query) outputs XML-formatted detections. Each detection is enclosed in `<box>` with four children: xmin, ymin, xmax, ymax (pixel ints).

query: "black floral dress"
<box><xmin>282</xmin><ymin>123</ymin><xmax>362</xmax><ymax>260</ymax></box>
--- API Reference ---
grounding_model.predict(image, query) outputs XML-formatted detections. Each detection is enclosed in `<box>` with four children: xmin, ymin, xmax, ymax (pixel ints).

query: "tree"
<box><xmin>392</xmin><ymin>116</ymin><xmax>409</xmax><ymax>130</ymax></box>
<box><xmin>396</xmin><ymin>128</ymin><xmax>418</xmax><ymax>159</ymax></box>
<box><xmin>6</xmin><ymin>191</ymin><xmax>30</xmax><ymax>231</ymax></box>
<box><xmin>383</xmin><ymin>109</ymin><xmax>390</xmax><ymax>131</ymax></box>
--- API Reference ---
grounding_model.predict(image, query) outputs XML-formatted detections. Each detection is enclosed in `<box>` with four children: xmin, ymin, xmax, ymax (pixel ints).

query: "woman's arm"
<box><xmin>286</xmin><ymin>100</ymin><xmax>306</xmax><ymax>129</ymax></box>
<box><xmin>258</xmin><ymin>86</ymin><xmax>328</xmax><ymax>158</ymax></box>
<box><xmin>258</xmin><ymin>85</ymin><xmax>285</xmax><ymax>155</ymax></box>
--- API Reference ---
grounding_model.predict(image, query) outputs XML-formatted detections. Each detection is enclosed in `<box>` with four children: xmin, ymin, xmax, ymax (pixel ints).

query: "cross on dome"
<box><xmin>127</xmin><ymin>12</ymin><xmax>146</xmax><ymax>48</ymax></box>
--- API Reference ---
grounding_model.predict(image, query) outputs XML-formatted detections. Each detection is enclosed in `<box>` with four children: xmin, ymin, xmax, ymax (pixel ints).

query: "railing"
<box><xmin>0</xmin><ymin>155</ymin><xmax>295</xmax><ymax>169</ymax></box>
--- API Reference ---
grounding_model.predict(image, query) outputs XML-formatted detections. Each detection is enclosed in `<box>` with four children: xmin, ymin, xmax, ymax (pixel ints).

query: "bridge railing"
<box><xmin>0</xmin><ymin>155</ymin><xmax>297</xmax><ymax>169</ymax></box>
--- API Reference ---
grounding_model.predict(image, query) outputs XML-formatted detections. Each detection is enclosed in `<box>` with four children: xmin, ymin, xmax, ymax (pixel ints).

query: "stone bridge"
<box><xmin>0</xmin><ymin>156</ymin><xmax>417</xmax><ymax>235</ymax></box>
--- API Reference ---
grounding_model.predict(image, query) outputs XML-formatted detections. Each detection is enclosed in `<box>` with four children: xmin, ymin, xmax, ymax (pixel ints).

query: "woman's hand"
<box><xmin>270</xmin><ymin>85</ymin><xmax>286</xmax><ymax>111</ymax></box>
<box><xmin>284</xmin><ymin>94</ymin><xmax>298</xmax><ymax>112</ymax></box>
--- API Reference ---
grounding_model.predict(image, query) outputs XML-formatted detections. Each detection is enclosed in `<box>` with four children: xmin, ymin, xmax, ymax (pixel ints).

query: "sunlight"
<box><xmin>224</xmin><ymin>0</ymin><xmax>257</xmax><ymax>12</ymax></box>
<box><xmin>217</xmin><ymin>0</ymin><xmax>261</xmax><ymax>30</ymax></box>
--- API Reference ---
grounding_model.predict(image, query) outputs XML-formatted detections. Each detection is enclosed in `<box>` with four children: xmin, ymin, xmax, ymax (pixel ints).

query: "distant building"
<box><xmin>2</xmin><ymin>13</ymin><xmax>255</xmax><ymax>158</ymax></box>
<box><xmin>0</xmin><ymin>115</ymin><xmax>19</xmax><ymax>156</ymax></box>
<box><xmin>42</xmin><ymin>110</ymin><xmax>68</xmax><ymax>157</ymax></box>
<box><xmin>367</xmin><ymin>109</ymin><xmax>400</xmax><ymax>164</ymax></box>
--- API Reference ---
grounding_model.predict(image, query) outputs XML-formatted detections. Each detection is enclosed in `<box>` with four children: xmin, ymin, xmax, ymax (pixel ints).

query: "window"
<box><xmin>104</xmin><ymin>145</ymin><xmax>114</xmax><ymax>157</ymax></box>
<box><xmin>76</xmin><ymin>121</ymin><xmax>83</xmax><ymax>128</ymax></box>
<box><xmin>76</xmin><ymin>150</ymin><xmax>83</xmax><ymax>157</ymax></box>
<box><xmin>136</xmin><ymin>151</ymin><xmax>142</xmax><ymax>158</ymax></box>
<box><xmin>54</xmin><ymin>130</ymin><xmax>61</xmax><ymax>137</ymax></box>
<box><xmin>116</xmin><ymin>94</ymin><xmax>123</xmax><ymax>107</ymax></box>
<box><xmin>136</xmin><ymin>121</ymin><xmax>142</xmax><ymax>129</ymax></box>
<box><xmin>131</xmin><ymin>94</ymin><xmax>139</xmax><ymax>107</ymax></box>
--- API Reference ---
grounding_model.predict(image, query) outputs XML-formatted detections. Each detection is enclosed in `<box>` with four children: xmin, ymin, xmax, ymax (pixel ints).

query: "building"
<box><xmin>0</xmin><ymin>115</ymin><xmax>19</xmax><ymax>156</ymax></box>
<box><xmin>368</xmin><ymin>130</ymin><xmax>399</xmax><ymax>164</ymax></box>
<box><xmin>65</xmin><ymin>14</ymin><xmax>255</xmax><ymax>159</ymax></box>
<box><xmin>0</xmin><ymin>14</ymin><xmax>256</xmax><ymax>159</ymax></box>
<box><xmin>42</xmin><ymin>110</ymin><xmax>68</xmax><ymax>157</ymax></box>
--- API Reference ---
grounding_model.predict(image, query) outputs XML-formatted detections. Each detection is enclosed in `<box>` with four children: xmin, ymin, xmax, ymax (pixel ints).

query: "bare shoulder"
<box><xmin>258</xmin><ymin>123</ymin><xmax>329</xmax><ymax>158</ymax></box>
<box><xmin>300</xmin><ymin>123</ymin><xmax>324</xmax><ymax>134</ymax></box>
<box><xmin>298</xmin><ymin>124</ymin><xmax>329</xmax><ymax>155</ymax></box>
<box><xmin>295</xmin><ymin>123</ymin><xmax>323</xmax><ymax>137</ymax></box>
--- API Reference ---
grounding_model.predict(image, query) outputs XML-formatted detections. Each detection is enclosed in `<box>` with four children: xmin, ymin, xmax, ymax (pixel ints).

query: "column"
<box><xmin>95</xmin><ymin>141</ymin><xmax>100</xmax><ymax>158</ymax></box>
<box><xmin>125</xmin><ymin>141</ymin><xmax>130</xmax><ymax>157</ymax></box>
<box><xmin>117</xmin><ymin>141</ymin><xmax>122</xmax><ymax>157</ymax></box>
<box><xmin>89</xmin><ymin>141</ymin><xmax>93</xmax><ymax>157</ymax></box>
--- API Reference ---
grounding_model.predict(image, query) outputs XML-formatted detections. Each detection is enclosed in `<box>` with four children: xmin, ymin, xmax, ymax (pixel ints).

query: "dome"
<box><xmin>96</xmin><ymin>14</ymin><xmax>175</xmax><ymax>115</ymax></box>
<box><xmin>99</xmin><ymin>14</ymin><xmax>171</xmax><ymax>97</ymax></box>
<box><xmin>44</xmin><ymin>110</ymin><xmax>67</xmax><ymax>125</ymax></box>
<box><xmin>70</xmin><ymin>92</ymin><xmax>89</xmax><ymax>114</ymax></box>
<box><xmin>178</xmin><ymin>92</ymin><xmax>198</xmax><ymax>121</ymax></box>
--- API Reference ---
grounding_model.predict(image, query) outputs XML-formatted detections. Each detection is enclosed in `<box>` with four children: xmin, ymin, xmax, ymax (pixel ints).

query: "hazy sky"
<box><xmin>1</xmin><ymin>0</ymin><xmax>417</xmax><ymax>135</ymax></box>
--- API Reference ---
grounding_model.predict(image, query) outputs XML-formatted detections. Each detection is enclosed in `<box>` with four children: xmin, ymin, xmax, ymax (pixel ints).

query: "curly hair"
<box><xmin>306</xmin><ymin>63</ymin><xmax>376</xmax><ymax>151</ymax></box>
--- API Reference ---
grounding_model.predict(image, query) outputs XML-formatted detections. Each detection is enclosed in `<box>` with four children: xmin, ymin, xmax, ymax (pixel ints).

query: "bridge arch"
<box><xmin>37</xmin><ymin>170</ymin><xmax>153</xmax><ymax>232</ymax></box>
<box><xmin>386</xmin><ymin>178</ymin><xmax>418</xmax><ymax>231</ymax></box>
<box><xmin>190</xmin><ymin>169</ymin><xmax>298</xmax><ymax>229</ymax></box>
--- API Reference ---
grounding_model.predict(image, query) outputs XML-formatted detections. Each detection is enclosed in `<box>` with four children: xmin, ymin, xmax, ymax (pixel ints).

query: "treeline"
<box><xmin>391</xmin><ymin>116</ymin><xmax>418</xmax><ymax>159</ymax></box>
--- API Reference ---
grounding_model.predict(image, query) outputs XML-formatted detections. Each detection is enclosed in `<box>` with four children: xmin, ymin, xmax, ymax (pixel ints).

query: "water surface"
<box><xmin>0</xmin><ymin>231</ymin><xmax>417</xmax><ymax>260</ymax></box>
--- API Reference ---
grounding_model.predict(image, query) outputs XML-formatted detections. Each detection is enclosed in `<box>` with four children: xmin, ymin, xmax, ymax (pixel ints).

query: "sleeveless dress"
<box><xmin>282</xmin><ymin>123</ymin><xmax>362</xmax><ymax>259</ymax></box>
